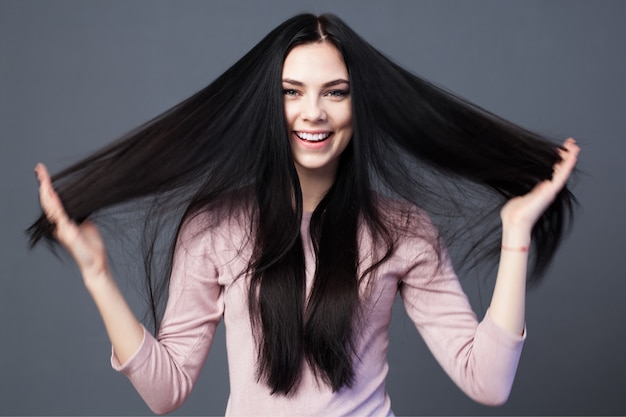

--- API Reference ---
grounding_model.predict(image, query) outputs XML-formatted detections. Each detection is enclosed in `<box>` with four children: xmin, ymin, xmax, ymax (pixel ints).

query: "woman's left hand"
<box><xmin>490</xmin><ymin>138</ymin><xmax>579</xmax><ymax>335</ymax></box>
<box><xmin>500</xmin><ymin>138</ymin><xmax>580</xmax><ymax>231</ymax></box>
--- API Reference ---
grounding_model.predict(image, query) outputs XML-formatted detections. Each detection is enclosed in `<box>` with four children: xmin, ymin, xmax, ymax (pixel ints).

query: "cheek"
<box><xmin>339</xmin><ymin>104</ymin><xmax>352</xmax><ymax>129</ymax></box>
<box><xmin>338</xmin><ymin>106</ymin><xmax>353</xmax><ymax>148</ymax></box>
<box><xmin>283</xmin><ymin>102</ymin><xmax>296</xmax><ymax>126</ymax></box>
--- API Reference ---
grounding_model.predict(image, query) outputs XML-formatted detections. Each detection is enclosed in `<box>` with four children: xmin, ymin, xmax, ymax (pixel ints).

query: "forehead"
<box><xmin>282</xmin><ymin>42</ymin><xmax>348</xmax><ymax>81</ymax></box>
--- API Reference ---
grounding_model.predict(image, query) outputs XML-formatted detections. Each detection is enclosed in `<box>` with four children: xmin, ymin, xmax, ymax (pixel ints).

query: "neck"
<box><xmin>295</xmin><ymin>164</ymin><xmax>338</xmax><ymax>212</ymax></box>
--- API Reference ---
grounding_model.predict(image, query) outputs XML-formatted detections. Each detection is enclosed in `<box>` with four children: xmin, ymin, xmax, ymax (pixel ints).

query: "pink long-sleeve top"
<box><xmin>112</xmin><ymin>209</ymin><xmax>525</xmax><ymax>416</ymax></box>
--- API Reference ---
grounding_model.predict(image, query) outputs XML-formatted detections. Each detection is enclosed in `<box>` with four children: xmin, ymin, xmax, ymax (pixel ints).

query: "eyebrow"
<box><xmin>282</xmin><ymin>78</ymin><xmax>350</xmax><ymax>87</ymax></box>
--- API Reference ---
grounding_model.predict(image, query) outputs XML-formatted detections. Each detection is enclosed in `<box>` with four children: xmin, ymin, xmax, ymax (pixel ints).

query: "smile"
<box><xmin>295</xmin><ymin>132</ymin><xmax>331</xmax><ymax>142</ymax></box>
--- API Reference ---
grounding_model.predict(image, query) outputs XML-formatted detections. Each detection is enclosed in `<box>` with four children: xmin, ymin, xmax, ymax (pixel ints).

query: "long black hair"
<box><xmin>28</xmin><ymin>13</ymin><xmax>575</xmax><ymax>395</ymax></box>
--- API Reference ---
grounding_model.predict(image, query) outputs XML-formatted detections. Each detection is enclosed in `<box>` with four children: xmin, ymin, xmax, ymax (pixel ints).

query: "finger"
<box><xmin>550</xmin><ymin>139</ymin><xmax>580</xmax><ymax>189</ymax></box>
<box><xmin>558</xmin><ymin>138</ymin><xmax>579</xmax><ymax>161</ymax></box>
<box><xmin>35</xmin><ymin>163</ymin><xmax>74</xmax><ymax>233</ymax></box>
<box><xmin>36</xmin><ymin>164</ymin><xmax>62</xmax><ymax>220</ymax></box>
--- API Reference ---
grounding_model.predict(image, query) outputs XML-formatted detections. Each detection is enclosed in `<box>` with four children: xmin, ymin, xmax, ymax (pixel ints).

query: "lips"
<box><xmin>295</xmin><ymin>131</ymin><xmax>331</xmax><ymax>142</ymax></box>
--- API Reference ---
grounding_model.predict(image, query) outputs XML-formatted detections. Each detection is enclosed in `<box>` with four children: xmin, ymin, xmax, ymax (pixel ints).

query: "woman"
<box><xmin>30</xmin><ymin>13</ymin><xmax>578</xmax><ymax>416</ymax></box>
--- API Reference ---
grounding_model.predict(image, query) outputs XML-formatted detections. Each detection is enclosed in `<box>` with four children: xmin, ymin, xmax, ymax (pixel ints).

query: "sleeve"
<box><xmin>398</xmin><ymin>227</ymin><xmax>525</xmax><ymax>406</ymax></box>
<box><xmin>111</xmin><ymin>217</ymin><xmax>225</xmax><ymax>415</ymax></box>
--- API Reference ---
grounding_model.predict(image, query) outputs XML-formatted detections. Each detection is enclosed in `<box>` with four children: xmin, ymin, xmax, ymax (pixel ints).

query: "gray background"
<box><xmin>1</xmin><ymin>0</ymin><xmax>624</xmax><ymax>415</ymax></box>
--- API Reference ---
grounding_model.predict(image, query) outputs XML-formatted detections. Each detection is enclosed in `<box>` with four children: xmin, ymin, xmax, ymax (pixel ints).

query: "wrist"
<box><xmin>501</xmin><ymin>225</ymin><xmax>531</xmax><ymax>248</ymax></box>
<box><xmin>83</xmin><ymin>269</ymin><xmax>116</xmax><ymax>295</ymax></box>
<box><xmin>501</xmin><ymin>244</ymin><xmax>530</xmax><ymax>252</ymax></box>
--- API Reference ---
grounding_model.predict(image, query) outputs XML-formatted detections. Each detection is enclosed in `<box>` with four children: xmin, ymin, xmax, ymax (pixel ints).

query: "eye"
<box><xmin>325</xmin><ymin>89</ymin><xmax>350</xmax><ymax>98</ymax></box>
<box><xmin>283</xmin><ymin>88</ymin><xmax>299</xmax><ymax>96</ymax></box>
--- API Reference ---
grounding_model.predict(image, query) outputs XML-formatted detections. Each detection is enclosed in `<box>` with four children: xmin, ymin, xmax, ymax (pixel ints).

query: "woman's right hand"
<box><xmin>36</xmin><ymin>164</ymin><xmax>145</xmax><ymax>363</ymax></box>
<box><xmin>35</xmin><ymin>163</ymin><xmax>109</xmax><ymax>285</ymax></box>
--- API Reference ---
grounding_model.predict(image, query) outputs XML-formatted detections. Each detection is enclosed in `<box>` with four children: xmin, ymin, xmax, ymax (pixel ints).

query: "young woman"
<box><xmin>31</xmin><ymin>13</ymin><xmax>579</xmax><ymax>416</ymax></box>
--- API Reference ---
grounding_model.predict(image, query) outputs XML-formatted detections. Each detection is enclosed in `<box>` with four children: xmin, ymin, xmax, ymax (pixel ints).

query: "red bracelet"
<box><xmin>501</xmin><ymin>244</ymin><xmax>529</xmax><ymax>252</ymax></box>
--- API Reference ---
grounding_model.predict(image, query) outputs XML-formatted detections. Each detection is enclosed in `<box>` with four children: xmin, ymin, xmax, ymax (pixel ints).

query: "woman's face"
<box><xmin>282</xmin><ymin>42</ymin><xmax>353</xmax><ymax>179</ymax></box>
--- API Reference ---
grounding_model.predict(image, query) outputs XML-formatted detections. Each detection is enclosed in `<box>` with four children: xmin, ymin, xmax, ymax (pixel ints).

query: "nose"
<box><xmin>301</xmin><ymin>96</ymin><xmax>326</xmax><ymax>122</ymax></box>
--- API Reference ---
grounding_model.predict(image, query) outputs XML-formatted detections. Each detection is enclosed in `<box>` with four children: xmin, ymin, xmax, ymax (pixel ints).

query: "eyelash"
<box><xmin>282</xmin><ymin>89</ymin><xmax>350</xmax><ymax>97</ymax></box>
<box><xmin>326</xmin><ymin>89</ymin><xmax>349</xmax><ymax>97</ymax></box>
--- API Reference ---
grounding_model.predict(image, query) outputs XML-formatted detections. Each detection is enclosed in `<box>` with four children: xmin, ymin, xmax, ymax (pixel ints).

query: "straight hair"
<box><xmin>28</xmin><ymin>13</ymin><xmax>576</xmax><ymax>395</ymax></box>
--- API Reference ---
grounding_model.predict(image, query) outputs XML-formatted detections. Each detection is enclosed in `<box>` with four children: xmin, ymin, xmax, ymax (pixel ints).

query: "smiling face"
<box><xmin>282</xmin><ymin>42</ymin><xmax>353</xmax><ymax>181</ymax></box>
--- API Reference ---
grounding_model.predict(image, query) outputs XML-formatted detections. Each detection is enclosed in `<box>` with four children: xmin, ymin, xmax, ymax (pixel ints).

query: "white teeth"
<box><xmin>296</xmin><ymin>132</ymin><xmax>330</xmax><ymax>141</ymax></box>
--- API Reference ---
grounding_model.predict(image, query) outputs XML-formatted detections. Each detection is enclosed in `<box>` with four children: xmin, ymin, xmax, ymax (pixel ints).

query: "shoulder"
<box><xmin>178</xmin><ymin>190</ymin><xmax>255</xmax><ymax>252</ymax></box>
<box><xmin>368</xmin><ymin>195</ymin><xmax>447</xmax><ymax>275</ymax></box>
<box><xmin>372</xmin><ymin>193</ymin><xmax>440</xmax><ymax>241</ymax></box>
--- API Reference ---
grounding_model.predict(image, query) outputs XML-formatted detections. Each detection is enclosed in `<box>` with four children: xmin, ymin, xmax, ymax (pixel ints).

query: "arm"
<box><xmin>399</xmin><ymin>236</ymin><xmax>524</xmax><ymax>406</ymax></box>
<box><xmin>489</xmin><ymin>138</ymin><xmax>579</xmax><ymax>334</ymax></box>
<box><xmin>36</xmin><ymin>164</ymin><xmax>223</xmax><ymax>414</ymax></box>
<box><xmin>35</xmin><ymin>163</ymin><xmax>144</xmax><ymax>364</ymax></box>
<box><xmin>398</xmin><ymin>139</ymin><xmax>579</xmax><ymax>405</ymax></box>
<box><xmin>111</xmin><ymin>218</ymin><xmax>224</xmax><ymax>414</ymax></box>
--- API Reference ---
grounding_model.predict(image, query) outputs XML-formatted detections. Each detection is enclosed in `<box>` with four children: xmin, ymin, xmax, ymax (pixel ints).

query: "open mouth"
<box><xmin>295</xmin><ymin>131</ymin><xmax>332</xmax><ymax>142</ymax></box>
